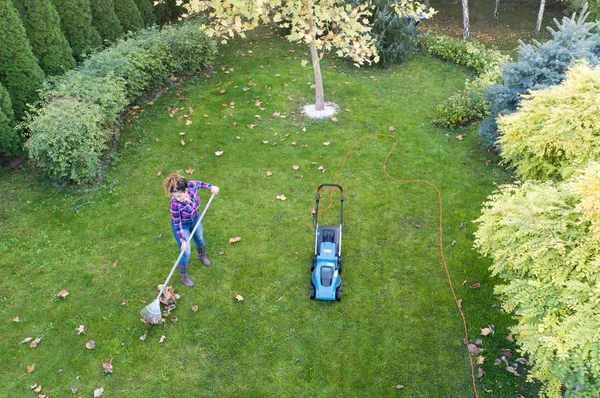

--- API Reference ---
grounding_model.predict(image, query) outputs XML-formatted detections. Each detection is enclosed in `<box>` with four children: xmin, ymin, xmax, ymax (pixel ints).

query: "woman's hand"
<box><xmin>181</xmin><ymin>241</ymin><xmax>189</xmax><ymax>252</ymax></box>
<box><xmin>211</xmin><ymin>186</ymin><xmax>220</xmax><ymax>195</ymax></box>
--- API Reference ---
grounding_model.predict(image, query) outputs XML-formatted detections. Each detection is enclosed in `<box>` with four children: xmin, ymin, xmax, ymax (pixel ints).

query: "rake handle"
<box><xmin>154</xmin><ymin>193</ymin><xmax>216</xmax><ymax>301</ymax></box>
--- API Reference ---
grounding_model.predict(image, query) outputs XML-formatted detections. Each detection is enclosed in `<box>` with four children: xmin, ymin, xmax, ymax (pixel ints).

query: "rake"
<box><xmin>140</xmin><ymin>193</ymin><xmax>216</xmax><ymax>325</ymax></box>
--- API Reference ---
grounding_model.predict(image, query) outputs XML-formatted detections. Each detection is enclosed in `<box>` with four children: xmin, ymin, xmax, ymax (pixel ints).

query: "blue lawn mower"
<box><xmin>310</xmin><ymin>184</ymin><xmax>344</xmax><ymax>301</ymax></box>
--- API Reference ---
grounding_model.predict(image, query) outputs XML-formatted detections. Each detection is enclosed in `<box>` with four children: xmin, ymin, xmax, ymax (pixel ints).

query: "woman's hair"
<box><xmin>163</xmin><ymin>173</ymin><xmax>188</xmax><ymax>194</ymax></box>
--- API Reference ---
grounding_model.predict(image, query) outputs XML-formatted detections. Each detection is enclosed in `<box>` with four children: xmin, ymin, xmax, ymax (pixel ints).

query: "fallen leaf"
<box><xmin>396</xmin><ymin>384</ymin><xmax>404</xmax><ymax>389</ymax></box>
<box><xmin>506</xmin><ymin>333</ymin><xmax>514</xmax><ymax>342</ymax></box>
<box><xmin>12</xmin><ymin>316</ymin><xmax>19</xmax><ymax>322</ymax></box>
<box><xmin>265</xmin><ymin>171</ymin><xmax>273</xmax><ymax>177</ymax></box>
<box><xmin>477</xmin><ymin>367</ymin><xmax>485</xmax><ymax>378</ymax></box>
<box><xmin>94</xmin><ymin>387</ymin><xmax>104</xmax><ymax>397</ymax></box>
<box><xmin>292</xmin><ymin>165</ymin><xmax>300</xmax><ymax>170</ymax></box>
<box><xmin>76</xmin><ymin>325</ymin><xmax>86</xmax><ymax>335</ymax></box>
<box><xmin>276</xmin><ymin>194</ymin><xmax>287</xmax><ymax>201</ymax></box>
<box><xmin>215</xmin><ymin>151</ymin><xmax>223</xmax><ymax>156</ymax></box>
<box><xmin>505</xmin><ymin>366</ymin><xmax>520</xmax><ymax>377</ymax></box>
<box><xmin>470</xmin><ymin>282</ymin><xmax>481</xmax><ymax>289</ymax></box>
<box><xmin>56</xmin><ymin>289</ymin><xmax>69</xmax><ymax>299</ymax></box>
<box><xmin>159</xmin><ymin>335</ymin><xmax>166</xmax><ymax>343</ymax></box>
<box><xmin>71</xmin><ymin>387</ymin><xmax>79</xmax><ymax>394</ymax></box>
<box><xmin>33</xmin><ymin>385</ymin><xmax>42</xmax><ymax>393</ymax></box>
<box><xmin>456</xmin><ymin>134</ymin><xmax>465</xmax><ymax>141</ymax></box>
<box><xmin>112</xmin><ymin>260</ymin><xmax>118</xmax><ymax>268</ymax></box>
<box><xmin>27</xmin><ymin>364</ymin><xmax>35</xmax><ymax>373</ymax></box>
<box><xmin>467</xmin><ymin>344</ymin><xmax>483</xmax><ymax>355</ymax></box>
<box><xmin>86</xmin><ymin>340</ymin><xmax>96</xmax><ymax>350</ymax></box>
<box><xmin>30</xmin><ymin>337</ymin><xmax>41</xmax><ymax>348</ymax></box>
<box><xmin>186</xmin><ymin>120</ymin><xmax>192</xmax><ymax>126</ymax></box>
<box><xmin>103</xmin><ymin>359</ymin><xmax>113</xmax><ymax>375</ymax></box>
<box><xmin>235</xmin><ymin>294</ymin><xmax>244</xmax><ymax>301</ymax></box>
<box><xmin>389</xmin><ymin>126</ymin><xmax>396</xmax><ymax>132</ymax></box>
<box><xmin>180</xmin><ymin>140</ymin><xmax>186</xmax><ymax>146</ymax></box>
<box><xmin>140</xmin><ymin>334</ymin><xmax>147</xmax><ymax>341</ymax></box>
<box><xmin>515</xmin><ymin>357</ymin><xmax>529</xmax><ymax>364</ymax></box>
<box><xmin>186</xmin><ymin>168</ymin><xmax>194</xmax><ymax>174</ymax></box>
<box><xmin>229</xmin><ymin>236</ymin><xmax>242</xmax><ymax>244</ymax></box>
<box><xmin>474</xmin><ymin>339</ymin><xmax>483</xmax><ymax>346</ymax></box>
<box><xmin>192</xmin><ymin>305</ymin><xmax>199</xmax><ymax>313</ymax></box>
<box><xmin>262</xmin><ymin>140</ymin><xmax>269</xmax><ymax>144</ymax></box>
<box><xmin>331</xmin><ymin>117</ymin><xmax>338</xmax><ymax>122</ymax></box>
<box><xmin>21</xmin><ymin>337</ymin><xmax>32</xmax><ymax>344</ymax></box>
<box><xmin>157</xmin><ymin>170</ymin><xmax>163</xmax><ymax>176</ymax></box>
<box><xmin>481</xmin><ymin>327</ymin><xmax>493</xmax><ymax>336</ymax></box>
<box><xmin>476</xmin><ymin>356</ymin><xmax>485</xmax><ymax>365</ymax></box>
<box><xmin>323</xmin><ymin>142</ymin><xmax>330</xmax><ymax>146</ymax></box>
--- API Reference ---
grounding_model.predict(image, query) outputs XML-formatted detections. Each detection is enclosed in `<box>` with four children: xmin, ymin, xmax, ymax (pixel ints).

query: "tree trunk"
<box><xmin>535</xmin><ymin>0</ymin><xmax>546</xmax><ymax>35</ymax></box>
<box><xmin>308</xmin><ymin>15</ymin><xmax>324</xmax><ymax>111</ymax></box>
<box><xmin>494</xmin><ymin>0</ymin><xmax>500</xmax><ymax>20</ymax></box>
<box><xmin>462</xmin><ymin>0</ymin><xmax>470</xmax><ymax>40</ymax></box>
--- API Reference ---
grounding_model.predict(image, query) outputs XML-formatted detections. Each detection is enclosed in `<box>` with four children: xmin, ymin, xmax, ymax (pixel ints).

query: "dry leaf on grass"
<box><xmin>159</xmin><ymin>335</ymin><xmax>166</xmax><ymax>343</ymax></box>
<box><xmin>506</xmin><ymin>366</ymin><xmax>520</xmax><ymax>377</ymax></box>
<box><xmin>467</xmin><ymin>344</ymin><xmax>483</xmax><ymax>355</ymax></box>
<box><xmin>276</xmin><ymin>194</ymin><xmax>287</xmax><ymax>201</ymax></box>
<box><xmin>56</xmin><ymin>289</ymin><xmax>69</xmax><ymax>298</ymax></box>
<box><xmin>94</xmin><ymin>387</ymin><xmax>104</xmax><ymax>397</ymax></box>
<box><xmin>103</xmin><ymin>359</ymin><xmax>113</xmax><ymax>375</ymax></box>
<box><xmin>76</xmin><ymin>325</ymin><xmax>86</xmax><ymax>335</ymax></box>
<box><xmin>215</xmin><ymin>151</ymin><xmax>223</xmax><ymax>156</ymax></box>
<box><xmin>229</xmin><ymin>237</ymin><xmax>242</xmax><ymax>244</ymax></box>
<box><xmin>235</xmin><ymin>294</ymin><xmax>244</xmax><ymax>301</ymax></box>
<box><xmin>27</xmin><ymin>364</ymin><xmax>35</xmax><ymax>373</ymax></box>
<box><xmin>30</xmin><ymin>337</ymin><xmax>41</xmax><ymax>348</ymax></box>
<box><xmin>86</xmin><ymin>340</ymin><xmax>96</xmax><ymax>350</ymax></box>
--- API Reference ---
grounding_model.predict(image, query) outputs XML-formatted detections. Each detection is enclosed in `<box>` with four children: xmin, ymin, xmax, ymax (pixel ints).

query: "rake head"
<box><xmin>140</xmin><ymin>299</ymin><xmax>162</xmax><ymax>325</ymax></box>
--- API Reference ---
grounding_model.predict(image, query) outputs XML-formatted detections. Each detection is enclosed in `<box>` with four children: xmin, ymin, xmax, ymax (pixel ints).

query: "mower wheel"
<box><xmin>335</xmin><ymin>286</ymin><xmax>342</xmax><ymax>301</ymax></box>
<box><xmin>309</xmin><ymin>279</ymin><xmax>316</xmax><ymax>299</ymax></box>
<box><xmin>311</xmin><ymin>255</ymin><xmax>317</xmax><ymax>272</ymax></box>
<box><xmin>338</xmin><ymin>257</ymin><xmax>343</xmax><ymax>274</ymax></box>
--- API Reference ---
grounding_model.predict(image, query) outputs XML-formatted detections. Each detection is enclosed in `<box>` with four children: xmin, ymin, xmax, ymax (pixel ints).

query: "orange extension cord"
<box><xmin>311</xmin><ymin>133</ymin><xmax>479</xmax><ymax>398</ymax></box>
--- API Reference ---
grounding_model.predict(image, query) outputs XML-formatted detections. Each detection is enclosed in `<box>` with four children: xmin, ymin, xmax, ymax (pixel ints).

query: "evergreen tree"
<box><xmin>0</xmin><ymin>82</ymin><xmax>19</xmax><ymax>156</ymax></box>
<box><xmin>0</xmin><ymin>0</ymin><xmax>45</xmax><ymax>118</ymax></box>
<box><xmin>114</xmin><ymin>0</ymin><xmax>144</xmax><ymax>33</ymax></box>
<box><xmin>52</xmin><ymin>0</ymin><xmax>102</xmax><ymax>61</ymax></box>
<box><xmin>13</xmin><ymin>0</ymin><xmax>76</xmax><ymax>76</ymax></box>
<box><xmin>153</xmin><ymin>0</ymin><xmax>172</xmax><ymax>26</ymax></box>
<box><xmin>134</xmin><ymin>0</ymin><xmax>156</xmax><ymax>27</ymax></box>
<box><xmin>90</xmin><ymin>0</ymin><xmax>122</xmax><ymax>43</ymax></box>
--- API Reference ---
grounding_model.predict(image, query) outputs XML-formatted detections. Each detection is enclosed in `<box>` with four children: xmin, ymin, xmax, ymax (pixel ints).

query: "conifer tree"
<box><xmin>114</xmin><ymin>0</ymin><xmax>144</xmax><ymax>33</ymax></box>
<box><xmin>134</xmin><ymin>0</ymin><xmax>156</xmax><ymax>27</ymax></box>
<box><xmin>0</xmin><ymin>0</ymin><xmax>45</xmax><ymax>118</ymax></box>
<box><xmin>153</xmin><ymin>0</ymin><xmax>172</xmax><ymax>26</ymax></box>
<box><xmin>0</xmin><ymin>82</ymin><xmax>19</xmax><ymax>155</ymax></box>
<box><xmin>52</xmin><ymin>0</ymin><xmax>102</xmax><ymax>61</ymax></box>
<box><xmin>90</xmin><ymin>0</ymin><xmax>122</xmax><ymax>43</ymax></box>
<box><xmin>13</xmin><ymin>0</ymin><xmax>76</xmax><ymax>76</ymax></box>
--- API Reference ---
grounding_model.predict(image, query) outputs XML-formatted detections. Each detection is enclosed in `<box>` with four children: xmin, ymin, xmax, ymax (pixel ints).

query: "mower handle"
<box><xmin>313</xmin><ymin>184</ymin><xmax>344</xmax><ymax>228</ymax></box>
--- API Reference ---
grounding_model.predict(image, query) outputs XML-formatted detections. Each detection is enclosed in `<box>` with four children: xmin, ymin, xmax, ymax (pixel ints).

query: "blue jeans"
<box><xmin>172</xmin><ymin>217</ymin><xmax>205</xmax><ymax>266</ymax></box>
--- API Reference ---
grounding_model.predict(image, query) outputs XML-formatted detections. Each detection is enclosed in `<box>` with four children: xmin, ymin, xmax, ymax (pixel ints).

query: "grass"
<box><xmin>0</xmin><ymin>28</ymin><xmax>543</xmax><ymax>397</ymax></box>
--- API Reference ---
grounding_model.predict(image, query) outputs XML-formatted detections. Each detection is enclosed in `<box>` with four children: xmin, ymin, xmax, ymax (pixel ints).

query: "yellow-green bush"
<box><xmin>499</xmin><ymin>63</ymin><xmax>600</xmax><ymax>181</ymax></box>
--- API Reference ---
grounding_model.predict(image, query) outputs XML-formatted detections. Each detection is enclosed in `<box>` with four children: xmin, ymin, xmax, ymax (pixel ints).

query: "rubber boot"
<box><xmin>197</xmin><ymin>246</ymin><xmax>212</xmax><ymax>267</ymax></box>
<box><xmin>179</xmin><ymin>265</ymin><xmax>195</xmax><ymax>287</ymax></box>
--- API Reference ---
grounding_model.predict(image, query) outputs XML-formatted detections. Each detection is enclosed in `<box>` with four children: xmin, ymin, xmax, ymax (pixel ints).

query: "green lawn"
<box><xmin>0</xmin><ymin>29</ymin><xmax>540</xmax><ymax>397</ymax></box>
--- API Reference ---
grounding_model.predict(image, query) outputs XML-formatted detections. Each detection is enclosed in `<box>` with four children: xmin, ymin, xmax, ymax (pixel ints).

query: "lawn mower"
<box><xmin>310</xmin><ymin>183</ymin><xmax>344</xmax><ymax>301</ymax></box>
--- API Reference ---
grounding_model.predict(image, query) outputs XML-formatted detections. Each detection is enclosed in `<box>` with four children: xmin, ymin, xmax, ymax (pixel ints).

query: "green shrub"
<box><xmin>90</xmin><ymin>0</ymin><xmax>123</xmax><ymax>43</ymax></box>
<box><xmin>0</xmin><ymin>83</ymin><xmax>19</xmax><ymax>156</ymax></box>
<box><xmin>432</xmin><ymin>87</ymin><xmax>488</xmax><ymax>128</ymax></box>
<box><xmin>114</xmin><ymin>0</ymin><xmax>144</xmax><ymax>33</ymax></box>
<box><xmin>498</xmin><ymin>63</ymin><xmax>600</xmax><ymax>182</ymax></box>
<box><xmin>419</xmin><ymin>34</ymin><xmax>507</xmax><ymax>73</ymax></box>
<box><xmin>474</xmin><ymin>162</ymin><xmax>600</xmax><ymax>397</ymax></box>
<box><xmin>53</xmin><ymin>0</ymin><xmax>103</xmax><ymax>61</ymax></box>
<box><xmin>13</xmin><ymin>0</ymin><xmax>76</xmax><ymax>76</ymax></box>
<box><xmin>40</xmin><ymin>70</ymin><xmax>128</xmax><ymax>125</ymax></box>
<box><xmin>134</xmin><ymin>0</ymin><xmax>156</xmax><ymax>27</ymax></box>
<box><xmin>25</xmin><ymin>97</ymin><xmax>110</xmax><ymax>185</ymax></box>
<box><xmin>161</xmin><ymin>21</ymin><xmax>218</xmax><ymax>75</ymax></box>
<box><xmin>0</xmin><ymin>0</ymin><xmax>46</xmax><ymax>118</ymax></box>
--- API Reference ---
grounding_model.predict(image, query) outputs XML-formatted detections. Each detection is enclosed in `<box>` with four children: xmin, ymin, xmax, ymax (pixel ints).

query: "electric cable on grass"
<box><xmin>312</xmin><ymin>133</ymin><xmax>479</xmax><ymax>398</ymax></box>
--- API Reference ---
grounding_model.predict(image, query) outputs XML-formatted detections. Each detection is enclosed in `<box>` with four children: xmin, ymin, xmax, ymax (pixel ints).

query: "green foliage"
<box><xmin>432</xmin><ymin>87</ymin><xmax>488</xmax><ymax>128</ymax></box>
<box><xmin>362</xmin><ymin>0</ymin><xmax>416</xmax><ymax>66</ymax></box>
<box><xmin>12</xmin><ymin>0</ymin><xmax>76</xmax><ymax>76</ymax></box>
<box><xmin>52</xmin><ymin>0</ymin><xmax>103</xmax><ymax>61</ymax></box>
<box><xmin>0</xmin><ymin>83</ymin><xmax>19</xmax><ymax>155</ymax></box>
<box><xmin>90</xmin><ymin>0</ymin><xmax>123</xmax><ymax>43</ymax></box>
<box><xmin>419</xmin><ymin>34</ymin><xmax>507</xmax><ymax>73</ymax></box>
<box><xmin>24</xmin><ymin>97</ymin><xmax>110</xmax><ymax>185</ymax></box>
<box><xmin>40</xmin><ymin>70</ymin><xmax>128</xmax><ymax>125</ymax></box>
<box><xmin>160</xmin><ymin>21</ymin><xmax>218</xmax><ymax>75</ymax></box>
<box><xmin>134</xmin><ymin>0</ymin><xmax>157</xmax><ymax>27</ymax></box>
<box><xmin>420</xmin><ymin>34</ymin><xmax>509</xmax><ymax>127</ymax></box>
<box><xmin>0</xmin><ymin>0</ymin><xmax>46</xmax><ymax>119</ymax></box>
<box><xmin>498</xmin><ymin>64</ymin><xmax>600</xmax><ymax>182</ymax></box>
<box><xmin>474</xmin><ymin>163</ymin><xmax>600</xmax><ymax>397</ymax></box>
<box><xmin>79</xmin><ymin>28</ymin><xmax>172</xmax><ymax>100</ymax></box>
<box><xmin>113</xmin><ymin>0</ymin><xmax>144</xmax><ymax>33</ymax></box>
